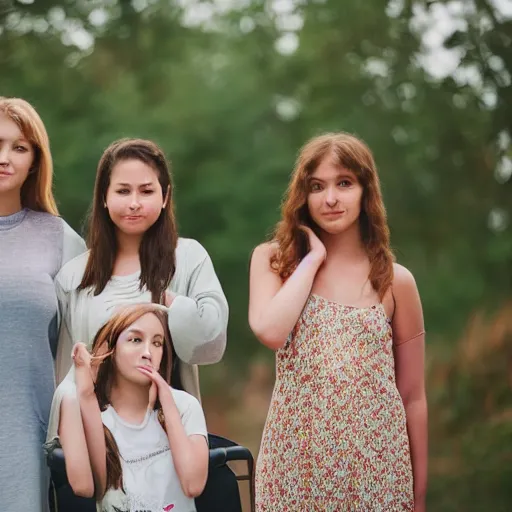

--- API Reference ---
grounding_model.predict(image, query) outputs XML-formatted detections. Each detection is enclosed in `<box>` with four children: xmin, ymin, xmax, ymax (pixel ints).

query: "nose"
<box><xmin>129</xmin><ymin>193</ymin><xmax>141</xmax><ymax>211</ymax></box>
<box><xmin>325</xmin><ymin>186</ymin><xmax>338</xmax><ymax>207</ymax></box>
<box><xmin>0</xmin><ymin>145</ymin><xmax>9</xmax><ymax>166</ymax></box>
<box><xmin>141</xmin><ymin>340</ymin><xmax>152</xmax><ymax>362</ymax></box>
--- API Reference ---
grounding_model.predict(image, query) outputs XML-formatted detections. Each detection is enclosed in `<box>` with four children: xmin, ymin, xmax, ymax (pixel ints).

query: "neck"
<box><xmin>116</xmin><ymin>230</ymin><xmax>142</xmax><ymax>257</ymax></box>
<box><xmin>110</xmin><ymin>376</ymin><xmax>150</xmax><ymax>420</ymax></box>
<box><xmin>0</xmin><ymin>192</ymin><xmax>22</xmax><ymax>217</ymax></box>
<box><xmin>320</xmin><ymin>221</ymin><xmax>367</xmax><ymax>263</ymax></box>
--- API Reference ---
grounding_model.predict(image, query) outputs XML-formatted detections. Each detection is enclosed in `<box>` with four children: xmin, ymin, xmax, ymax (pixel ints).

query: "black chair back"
<box><xmin>47</xmin><ymin>434</ymin><xmax>254</xmax><ymax>512</ymax></box>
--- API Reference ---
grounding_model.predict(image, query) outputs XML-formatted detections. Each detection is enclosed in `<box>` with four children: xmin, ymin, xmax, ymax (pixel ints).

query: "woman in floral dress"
<box><xmin>249</xmin><ymin>133</ymin><xmax>427</xmax><ymax>511</ymax></box>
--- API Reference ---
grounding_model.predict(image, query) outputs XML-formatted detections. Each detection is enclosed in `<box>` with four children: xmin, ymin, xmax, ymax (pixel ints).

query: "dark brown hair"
<box><xmin>90</xmin><ymin>304</ymin><xmax>175</xmax><ymax>493</ymax></box>
<box><xmin>271</xmin><ymin>132</ymin><xmax>395</xmax><ymax>299</ymax></box>
<box><xmin>79</xmin><ymin>138</ymin><xmax>178</xmax><ymax>302</ymax></box>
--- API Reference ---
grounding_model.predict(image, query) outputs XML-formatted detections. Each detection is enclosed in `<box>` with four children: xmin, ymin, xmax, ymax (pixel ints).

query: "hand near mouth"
<box><xmin>137</xmin><ymin>364</ymin><xmax>170</xmax><ymax>408</ymax></box>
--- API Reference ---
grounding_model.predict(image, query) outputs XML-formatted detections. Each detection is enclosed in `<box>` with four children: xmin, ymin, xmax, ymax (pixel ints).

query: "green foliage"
<box><xmin>2</xmin><ymin>0</ymin><xmax>511</xmax><ymax>507</ymax></box>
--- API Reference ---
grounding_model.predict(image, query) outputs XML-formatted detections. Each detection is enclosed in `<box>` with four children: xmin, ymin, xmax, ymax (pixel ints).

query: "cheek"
<box><xmin>14</xmin><ymin>151</ymin><xmax>34</xmax><ymax>173</ymax></box>
<box><xmin>143</xmin><ymin>197</ymin><xmax>164</xmax><ymax>217</ymax></box>
<box><xmin>105</xmin><ymin>193</ymin><xmax>125</xmax><ymax>218</ymax></box>
<box><xmin>307</xmin><ymin>194</ymin><xmax>321</xmax><ymax>215</ymax></box>
<box><xmin>113</xmin><ymin>346</ymin><xmax>133</xmax><ymax>372</ymax></box>
<box><xmin>349</xmin><ymin>188</ymin><xmax>363</xmax><ymax>211</ymax></box>
<box><xmin>152</xmin><ymin>348</ymin><xmax>164</xmax><ymax>369</ymax></box>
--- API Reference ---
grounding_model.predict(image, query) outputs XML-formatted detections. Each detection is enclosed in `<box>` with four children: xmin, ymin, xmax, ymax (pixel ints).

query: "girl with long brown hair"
<box><xmin>249</xmin><ymin>133</ymin><xmax>427</xmax><ymax>511</ymax></box>
<box><xmin>0</xmin><ymin>97</ymin><xmax>86</xmax><ymax>512</ymax></box>
<box><xmin>61</xmin><ymin>303</ymin><xmax>208</xmax><ymax>511</ymax></box>
<box><xmin>46</xmin><ymin>138</ymin><xmax>227</xmax><ymax>465</ymax></box>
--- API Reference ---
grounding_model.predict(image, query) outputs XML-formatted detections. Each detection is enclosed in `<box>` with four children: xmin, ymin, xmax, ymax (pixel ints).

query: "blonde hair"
<box><xmin>0</xmin><ymin>97</ymin><xmax>58</xmax><ymax>214</ymax></box>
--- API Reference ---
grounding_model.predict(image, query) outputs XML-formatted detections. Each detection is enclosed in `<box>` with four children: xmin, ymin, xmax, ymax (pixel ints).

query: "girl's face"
<box><xmin>0</xmin><ymin>113</ymin><xmax>34</xmax><ymax>199</ymax></box>
<box><xmin>114</xmin><ymin>312</ymin><xmax>167</xmax><ymax>386</ymax></box>
<box><xmin>105</xmin><ymin>158</ymin><xmax>167</xmax><ymax>237</ymax></box>
<box><xmin>306</xmin><ymin>154</ymin><xmax>363</xmax><ymax>235</ymax></box>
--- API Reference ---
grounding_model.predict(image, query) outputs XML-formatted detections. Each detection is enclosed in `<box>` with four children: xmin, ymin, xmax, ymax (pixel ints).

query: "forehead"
<box><xmin>123</xmin><ymin>312</ymin><xmax>164</xmax><ymax>336</ymax></box>
<box><xmin>310</xmin><ymin>154</ymin><xmax>356</xmax><ymax>180</ymax></box>
<box><xmin>110</xmin><ymin>158</ymin><xmax>160</xmax><ymax>184</ymax></box>
<box><xmin>0</xmin><ymin>113</ymin><xmax>27</xmax><ymax>140</ymax></box>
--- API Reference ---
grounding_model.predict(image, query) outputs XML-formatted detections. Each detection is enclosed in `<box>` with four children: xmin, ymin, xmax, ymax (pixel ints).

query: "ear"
<box><xmin>162</xmin><ymin>185</ymin><xmax>170</xmax><ymax>209</ymax></box>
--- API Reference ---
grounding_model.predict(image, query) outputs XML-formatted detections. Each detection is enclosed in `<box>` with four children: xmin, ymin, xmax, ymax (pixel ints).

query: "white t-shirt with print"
<box><xmin>98</xmin><ymin>388</ymin><xmax>208</xmax><ymax>512</ymax></box>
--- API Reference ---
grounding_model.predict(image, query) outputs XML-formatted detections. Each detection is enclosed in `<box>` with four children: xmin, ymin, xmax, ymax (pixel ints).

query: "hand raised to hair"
<box><xmin>298</xmin><ymin>225</ymin><xmax>326</xmax><ymax>264</ymax></box>
<box><xmin>72</xmin><ymin>343</ymin><xmax>95</xmax><ymax>397</ymax></box>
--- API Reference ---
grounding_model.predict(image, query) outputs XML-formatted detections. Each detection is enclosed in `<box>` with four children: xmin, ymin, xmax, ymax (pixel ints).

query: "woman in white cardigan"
<box><xmin>47</xmin><ymin>138</ymin><xmax>228</xmax><ymax>452</ymax></box>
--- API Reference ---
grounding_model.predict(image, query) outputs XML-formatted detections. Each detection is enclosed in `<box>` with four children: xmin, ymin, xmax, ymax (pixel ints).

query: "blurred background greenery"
<box><xmin>2</xmin><ymin>0</ymin><xmax>511</xmax><ymax>509</ymax></box>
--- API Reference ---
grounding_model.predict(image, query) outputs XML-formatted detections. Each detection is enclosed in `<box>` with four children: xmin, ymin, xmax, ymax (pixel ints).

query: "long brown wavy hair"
<box><xmin>271</xmin><ymin>132</ymin><xmax>395</xmax><ymax>299</ymax></box>
<box><xmin>0</xmin><ymin>97</ymin><xmax>58</xmax><ymax>214</ymax></box>
<box><xmin>79</xmin><ymin>139</ymin><xmax>178</xmax><ymax>302</ymax></box>
<box><xmin>90</xmin><ymin>304</ymin><xmax>175</xmax><ymax>493</ymax></box>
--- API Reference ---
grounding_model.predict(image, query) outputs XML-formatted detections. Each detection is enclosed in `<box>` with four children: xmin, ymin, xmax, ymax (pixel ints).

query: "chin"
<box><xmin>314</xmin><ymin>221</ymin><xmax>347</xmax><ymax>235</ymax></box>
<box><xmin>116</xmin><ymin>224</ymin><xmax>151</xmax><ymax>236</ymax></box>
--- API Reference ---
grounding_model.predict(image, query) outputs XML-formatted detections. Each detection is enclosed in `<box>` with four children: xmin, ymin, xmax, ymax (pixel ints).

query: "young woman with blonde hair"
<box><xmin>249</xmin><ymin>133</ymin><xmax>427</xmax><ymax>511</ymax></box>
<box><xmin>0</xmin><ymin>97</ymin><xmax>86</xmax><ymax>512</ymax></box>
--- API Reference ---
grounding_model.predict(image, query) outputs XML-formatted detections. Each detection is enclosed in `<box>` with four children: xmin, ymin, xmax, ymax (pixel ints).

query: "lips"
<box><xmin>322</xmin><ymin>211</ymin><xmax>344</xmax><ymax>217</ymax></box>
<box><xmin>0</xmin><ymin>171</ymin><xmax>14</xmax><ymax>177</ymax></box>
<box><xmin>124</xmin><ymin>215</ymin><xmax>143</xmax><ymax>221</ymax></box>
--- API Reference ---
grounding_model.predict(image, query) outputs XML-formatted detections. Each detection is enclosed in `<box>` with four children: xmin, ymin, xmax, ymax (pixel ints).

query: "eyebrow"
<box><xmin>114</xmin><ymin>182</ymin><xmax>155</xmax><ymax>187</ymax></box>
<box><xmin>309</xmin><ymin>172</ymin><xmax>354</xmax><ymax>183</ymax></box>
<box><xmin>125</xmin><ymin>328</ymin><xmax>163</xmax><ymax>339</ymax></box>
<box><xmin>0</xmin><ymin>137</ymin><xmax>30</xmax><ymax>144</ymax></box>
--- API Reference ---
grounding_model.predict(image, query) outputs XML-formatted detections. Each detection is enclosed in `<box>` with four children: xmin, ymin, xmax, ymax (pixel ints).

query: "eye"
<box><xmin>130</xmin><ymin>336</ymin><xmax>142</xmax><ymax>343</ymax></box>
<box><xmin>142</xmin><ymin>189</ymin><xmax>154</xmax><ymax>195</ymax></box>
<box><xmin>116</xmin><ymin>189</ymin><xmax>130</xmax><ymax>195</ymax></box>
<box><xmin>153</xmin><ymin>339</ymin><xmax>163</xmax><ymax>348</ymax></box>
<box><xmin>310</xmin><ymin>182</ymin><xmax>321</xmax><ymax>192</ymax></box>
<box><xmin>339</xmin><ymin>179</ymin><xmax>352</xmax><ymax>187</ymax></box>
<box><xmin>14</xmin><ymin>145</ymin><xmax>29</xmax><ymax>153</ymax></box>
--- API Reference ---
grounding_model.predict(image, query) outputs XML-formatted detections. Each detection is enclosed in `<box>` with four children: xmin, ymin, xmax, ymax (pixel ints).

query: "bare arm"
<box><xmin>59</xmin><ymin>394</ymin><xmax>94</xmax><ymax>498</ymax></box>
<box><xmin>392</xmin><ymin>264</ymin><xmax>428</xmax><ymax>511</ymax></box>
<box><xmin>249</xmin><ymin>227</ymin><xmax>325</xmax><ymax>350</ymax></box>
<box><xmin>140</xmin><ymin>370</ymin><xmax>209</xmax><ymax>498</ymax></box>
<box><xmin>60</xmin><ymin>344</ymin><xmax>107</xmax><ymax>499</ymax></box>
<box><xmin>159</xmin><ymin>389</ymin><xmax>208</xmax><ymax>497</ymax></box>
<box><xmin>77</xmin><ymin>384</ymin><xmax>107</xmax><ymax>499</ymax></box>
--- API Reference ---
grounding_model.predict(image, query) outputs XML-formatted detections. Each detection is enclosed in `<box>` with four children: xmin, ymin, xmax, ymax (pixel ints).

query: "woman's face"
<box><xmin>114</xmin><ymin>312</ymin><xmax>167</xmax><ymax>386</ymax></box>
<box><xmin>306</xmin><ymin>154</ymin><xmax>363</xmax><ymax>235</ymax></box>
<box><xmin>105</xmin><ymin>158</ymin><xmax>167</xmax><ymax>237</ymax></box>
<box><xmin>0</xmin><ymin>113</ymin><xmax>34</xmax><ymax>201</ymax></box>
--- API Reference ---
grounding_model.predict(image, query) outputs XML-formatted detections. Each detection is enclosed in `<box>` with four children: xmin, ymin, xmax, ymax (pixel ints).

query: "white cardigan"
<box><xmin>47</xmin><ymin>237</ymin><xmax>228</xmax><ymax>442</ymax></box>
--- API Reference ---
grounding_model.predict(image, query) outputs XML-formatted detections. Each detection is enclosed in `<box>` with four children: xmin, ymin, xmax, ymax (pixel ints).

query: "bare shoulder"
<box><xmin>252</xmin><ymin>241</ymin><xmax>278</xmax><ymax>264</ymax></box>
<box><xmin>393</xmin><ymin>263</ymin><xmax>417</xmax><ymax>287</ymax></box>
<box><xmin>392</xmin><ymin>263</ymin><xmax>420</xmax><ymax>303</ymax></box>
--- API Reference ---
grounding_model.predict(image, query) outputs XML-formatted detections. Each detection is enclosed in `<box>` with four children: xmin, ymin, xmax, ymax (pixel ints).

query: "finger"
<box><xmin>148</xmin><ymin>382</ymin><xmax>157</xmax><ymax>411</ymax></box>
<box><xmin>136</xmin><ymin>367</ymin><xmax>155</xmax><ymax>378</ymax></box>
<box><xmin>71</xmin><ymin>344</ymin><xmax>80</xmax><ymax>358</ymax></box>
<box><xmin>90</xmin><ymin>349</ymin><xmax>113</xmax><ymax>365</ymax></box>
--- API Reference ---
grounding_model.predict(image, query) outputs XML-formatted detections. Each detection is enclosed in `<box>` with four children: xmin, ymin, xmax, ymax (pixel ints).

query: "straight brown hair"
<box><xmin>79</xmin><ymin>138</ymin><xmax>178</xmax><ymax>302</ymax></box>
